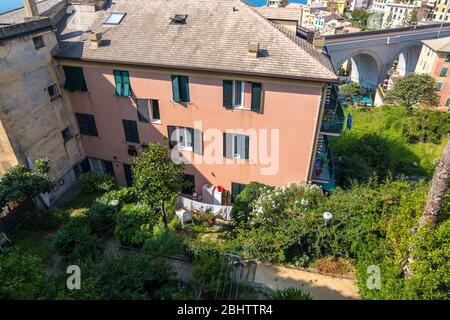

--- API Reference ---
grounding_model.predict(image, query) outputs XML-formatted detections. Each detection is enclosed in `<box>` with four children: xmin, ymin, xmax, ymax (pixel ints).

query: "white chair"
<box><xmin>175</xmin><ymin>208</ymin><xmax>194</xmax><ymax>228</ymax></box>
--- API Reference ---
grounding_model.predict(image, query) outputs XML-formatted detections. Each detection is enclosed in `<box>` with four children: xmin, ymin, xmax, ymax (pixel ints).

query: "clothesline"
<box><xmin>177</xmin><ymin>196</ymin><xmax>233</xmax><ymax>221</ymax></box>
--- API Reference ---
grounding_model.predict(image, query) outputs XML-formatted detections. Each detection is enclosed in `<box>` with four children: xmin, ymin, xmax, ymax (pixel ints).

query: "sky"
<box><xmin>0</xmin><ymin>0</ymin><xmax>310</xmax><ymax>14</ymax></box>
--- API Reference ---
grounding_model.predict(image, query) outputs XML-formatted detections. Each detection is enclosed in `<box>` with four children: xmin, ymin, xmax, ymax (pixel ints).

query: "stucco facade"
<box><xmin>416</xmin><ymin>39</ymin><xmax>450</xmax><ymax>110</ymax></box>
<box><xmin>59</xmin><ymin>61</ymin><xmax>325</xmax><ymax>195</ymax></box>
<box><xmin>0</xmin><ymin>22</ymin><xmax>85</xmax><ymax>205</ymax></box>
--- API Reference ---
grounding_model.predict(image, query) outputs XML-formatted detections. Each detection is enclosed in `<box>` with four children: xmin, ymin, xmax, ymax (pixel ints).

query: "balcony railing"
<box><xmin>311</xmin><ymin>135</ymin><xmax>336</xmax><ymax>191</ymax></box>
<box><xmin>320</xmin><ymin>84</ymin><xmax>345</xmax><ymax>136</ymax></box>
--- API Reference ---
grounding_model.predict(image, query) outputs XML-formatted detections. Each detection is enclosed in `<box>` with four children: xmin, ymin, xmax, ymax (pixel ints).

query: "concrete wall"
<box><xmin>0</xmin><ymin>28</ymin><xmax>85</xmax><ymax>204</ymax></box>
<box><xmin>62</xmin><ymin>62</ymin><xmax>324</xmax><ymax>194</ymax></box>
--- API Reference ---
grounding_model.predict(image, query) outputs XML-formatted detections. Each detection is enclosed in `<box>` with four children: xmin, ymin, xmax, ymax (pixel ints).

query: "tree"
<box><xmin>339</xmin><ymin>82</ymin><xmax>361</xmax><ymax>100</ymax></box>
<box><xmin>351</xmin><ymin>9</ymin><xmax>370</xmax><ymax>27</ymax></box>
<box><xmin>403</xmin><ymin>135</ymin><xmax>450</xmax><ymax>277</ymax></box>
<box><xmin>132</xmin><ymin>142</ymin><xmax>184</xmax><ymax>228</ymax></box>
<box><xmin>0</xmin><ymin>157</ymin><xmax>53</xmax><ymax>209</ymax></box>
<box><xmin>418</xmin><ymin>135</ymin><xmax>450</xmax><ymax>228</ymax></box>
<box><xmin>383</xmin><ymin>73</ymin><xmax>439</xmax><ymax>108</ymax></box>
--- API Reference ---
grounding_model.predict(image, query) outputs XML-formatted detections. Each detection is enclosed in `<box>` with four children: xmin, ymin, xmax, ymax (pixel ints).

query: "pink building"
<box><xmin>54</xmin><ymin>0</ymin><xmax>341</xmax><ymax>202</ymax></box>
<box><xmin>416</xmin><ymin>37</ymin><xmax>450</xmax><ymax>111</ymax></box>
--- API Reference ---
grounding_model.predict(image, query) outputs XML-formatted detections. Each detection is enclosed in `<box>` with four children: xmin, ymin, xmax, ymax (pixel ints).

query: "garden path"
<box><xmin>254</xmin><ymin>262</ymin><xmax>360</xmax><ymax>300</ymax></box>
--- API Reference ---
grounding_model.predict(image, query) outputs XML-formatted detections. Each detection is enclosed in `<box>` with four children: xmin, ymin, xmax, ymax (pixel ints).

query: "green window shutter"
<box><xmin>223</xmin><ymin>80</ymin><xmax>233</xmax><ymax>107</ymax></box>
<box><xmin>186</xmin><ymin>127</ymin><xmax>194</xmax><ymax>148</ymax></box>
<box><xmin>122</xmin><ymin>120</ymin><xmax>139</xmax><ymax>143</ymax></box>
<box><xmin>251</xmin><ymin>82</ymin><xmax>262</xmax><ymax>112</ymax></box>
<box><xmin>223</xmin><ymin>133</ymin><xmax>233</xmax><ymax>158</ymax></box>
<box><xmin>167</xmin><ymin>125</ymin><xmax>176</xmax><ymax>148</ymax></box>
<box><xmin>231</xmin><ymin>182</ymin><xmax>247</xmax><ymax>203</ymax></box>
<box><xmin>244</xmin><ymin>135</ymin><xmax>249</xmax><ymax>160</ymax></box>
<box><xmin>171</xmin><ymin>75</ymin><xmax>180</xmax><ymax>102</ymax></box>
<box><xmin>76</xmin><ymin>113</ymin><xmax>98</xmax><ymax>136</ymax></box>
<box><xmin>114</xmin><ymin>70</ymin><xmax>123</xmax><ymax>96</ymax></box>
<box><xmin>122</xmin><ymin>71</ymin><xmax>131</xmax><ymax>96</ymax></box>
<box><xmin>180</xmin><ymin>76</ymin><xmax>190</xmax><ymax>102</ymax></box>
<box><xmin>193</xmin><ymin>129</ymin><xmax>203</xmax><ymax>155</ymax></box>
<box><xmin>63</xmin><ymin>66</ymin><xmax>87</xmax><ymax>91</ymax></box>
<box><xmin>123</xmin><ymin>164</ymin><xmax>133</xmax><ymax>186</ymax></box>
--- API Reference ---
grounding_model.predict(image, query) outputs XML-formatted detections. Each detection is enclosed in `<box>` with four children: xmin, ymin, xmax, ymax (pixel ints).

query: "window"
<box><xmin>61</xmin><ymin>127</ymin><xmax>73</xmax><ymax>142</ymax></box>
<box><xmin>440</xmin><ymin>67</ymin><xmax>448</xmax><ymax>77</ymax></box>
<box><xmin>436</xmin><ymin>82</ymin><xmax>443</xmax><ymax>91</ymax></box>
<box><xmin>47</xmin><ymin>84</ymin><xmax>60</xmax><ymax>100</ymax></box>
<box><xmin>231</xmin><ymin>182</ymin><xmax>247</xmax><ymax>203</ymax></box>
<box><xmin>32</xmin><ymin>36</ymin><xmax>45</xmax><ymax>49</ymax></box>
<box><xmin>446</xmin><ymin>54</ymin><xmax>450</xmax><ymax>62</ymax></box>
<box><xmin>446</xmin><ymin>98</ymin><xmax>450</xmax><ymax>106</ymax></box>
<box><xmin>223</xmin><ymin>133</ymin><xmax>249</xmax><ymax>160</ymax></box>
<box><xmin>75</xmin><ymin>113</ymin><xmax>98</xmax><ymax>136</ymax></box>
<box><xmin>136</xmin><ymin>99</ymin><xmax>160</xmax><ymax>123</ymax></box>
<box><xmin>167</xmin><ymin>126</ymin><xmax>203</xmax><ymax>154</ymax></box>
<box><xmin>104</xmin><ymin>13</ymin><xmax>126</xmax><ymax>25</ymax></box>
<box><xmin>63</xmin><ymin>66</ymin><xmax>87</xmax><ymax>91</ymax></box>
<box><xmin>114</xmin><ymin>70</ymin><xmax>131</xmax><ymax>96</ymax></box>
<box><xmin>182</xmin><ymin>174</ymin><xmax>195</xmax><ymax>195</ymax></box>
<box><xmin>122</xmin><ymin>120</ymin><xmax>140</xmax><ymax>143</ymax></box>
<box><xmin>171</xmin><ymin>75</ymin><xmax>190</xmax><ymax>103</ymax></box>
<box><xmin>170</xmin><ymin>14</ymin><xmax>188</xmax><ymax>25</ymax></box>
<box><xmin>127</xmin><ymin>145</ymin><xmax>138</xmax><ymax>157</ymax></box>
<box><xmin>123</xmin><ymin>164</ymin><xmax>133</xmax><ymax>186</ymax></box>
<box><xmin>223</xmin><ymin>80</ymin><xmax>262</xmax><ymax>112</ymax></box>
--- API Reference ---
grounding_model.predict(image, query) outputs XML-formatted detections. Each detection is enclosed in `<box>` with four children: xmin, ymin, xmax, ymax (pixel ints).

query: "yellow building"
<box><xmin>433</xmin><ymin>0</ymin><xmax>450</xmax><ymax>22</ymax></box>
<box><xmin>327</xmin><ymin>0</ymin><xmax>347</xmax><ymax>14</ymax></box>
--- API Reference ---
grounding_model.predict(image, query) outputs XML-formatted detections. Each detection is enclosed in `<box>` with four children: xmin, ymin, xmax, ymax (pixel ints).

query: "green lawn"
<box><xmin>9</xmin><ymin>192</ymin><xmax>99</xmax><ymax>264</ymax></box>
<box><xmin>330</xmin><ymin>106</ymin><xmax>447</xmax><ymax>186</ymax></box>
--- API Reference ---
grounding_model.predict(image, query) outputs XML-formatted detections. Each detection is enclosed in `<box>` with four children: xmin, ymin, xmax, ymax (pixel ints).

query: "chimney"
<box><xmin>247</xmin><ymin>41</ymin><xmax>260</xmax><ymax>58</ymax></box>
<box><xmin>88</xmin><ymin>32</ymin><xmax>102</xmax><ymax>49</ymax></box>
<box><xmin>23</xmin><ymin>0</ymin><xmax>39</xmax><ymax>18</ymax></box>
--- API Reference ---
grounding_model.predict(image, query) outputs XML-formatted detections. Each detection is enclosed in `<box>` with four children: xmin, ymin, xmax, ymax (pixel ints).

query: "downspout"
<box><xmin>306</xmin><ymin>82</ymin><xmax>327</xmax><ymax>182</ymax></box>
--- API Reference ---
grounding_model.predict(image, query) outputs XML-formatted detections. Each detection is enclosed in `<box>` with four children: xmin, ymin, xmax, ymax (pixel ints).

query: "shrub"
<box><xmin>57</xmin><ymin>252</ymin><xmax>172</xmax><ymax>300</ymax></box>
<box><xmin>0</xmin><ymin>249</ymin><xmax>48</xmax><ymax>299</ymax></box>
<box><xmin>96</xmin><ymin>187</ymin><xmax>136</xmax><ymax>210</ymax></box>
<box><xmin>50</xmin><ymin>214</ymin><xmax>102</xmax><ymax>263</ymax></box>
<box><xmin>115</xmin><ymin>203</ymin><xmax>158</xmax><ymax>247</ymax></box>
<box><xmin>269</xmin><ymin>287</ymin><xmax>312</xmax><ymax>300</ymax></box>
<box><xmin>313</xmin><ymin>257</ymin><xmax>354</xmax><ymax>275</ymax></box>
<box><xmin>403</xmin><ymin>108</ymin><xmax>450</xmax><ymax>144</ymax></box>
<box><xmin>79</xmin><ymin>172</ymin><xmax>116</xmax><ymax>194</ymax></box>
<box><xmin>231</xmin><ymin>182</ymin><xmax>272</xmax><ymax>225</ymax></box>
<box><xmin>142</xmin><ymin>223</ymin><xmax>183</xmax><ymax>258</ymax></box>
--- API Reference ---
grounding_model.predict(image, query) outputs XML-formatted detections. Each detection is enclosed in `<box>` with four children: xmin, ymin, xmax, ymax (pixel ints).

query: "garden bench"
<box><xmin>0</xmin><ymin>232</ymin><xmax>11</xmax><ymax>252</ymax></box>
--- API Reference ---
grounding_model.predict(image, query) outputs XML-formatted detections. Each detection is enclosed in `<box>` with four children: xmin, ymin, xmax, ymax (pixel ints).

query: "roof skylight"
<box><xmin>104</xmin><ymin>13</ymin><xmax>126</xmax><ymax>25</ymax></box>
<box><xmin>170</xmin><ymin>14</ymin><xmax>188</xmax><ymax>25</ymax></box>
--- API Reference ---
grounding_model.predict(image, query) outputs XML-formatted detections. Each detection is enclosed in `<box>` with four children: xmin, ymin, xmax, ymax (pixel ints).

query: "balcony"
<box><xmin>320</xmin><ymin>84</ymin><xmax>345</xmax><ymax>136</ymax></box>
<box><xmin>311</xmin><ymin>135</ymin><xmax>336</xmax><ymax>192</ymax></box>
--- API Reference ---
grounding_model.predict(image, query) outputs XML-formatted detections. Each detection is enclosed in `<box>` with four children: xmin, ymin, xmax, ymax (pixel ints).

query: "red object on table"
<box><xmin>217</xmin><ymin>185</ymin><xmax>223</xmax><ymax>192</ymax></box>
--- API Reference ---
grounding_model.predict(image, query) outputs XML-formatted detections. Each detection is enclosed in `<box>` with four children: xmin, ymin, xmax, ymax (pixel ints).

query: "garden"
<box><xmin>1</xmin><ymin>101</ymin><xmax>449</xmax><ymax>300</ymax></box>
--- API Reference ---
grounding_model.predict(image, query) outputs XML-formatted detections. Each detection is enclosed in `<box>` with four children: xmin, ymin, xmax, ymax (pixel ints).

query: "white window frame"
<box><xmin>176</xmin><ymin>127</ymin><xmax>193</xmax><ymax>152</ymax></box>
<box><xmin>232</xmin><ymin>80</ymin><xmax>244</xmax><ymax>108</ymax></box>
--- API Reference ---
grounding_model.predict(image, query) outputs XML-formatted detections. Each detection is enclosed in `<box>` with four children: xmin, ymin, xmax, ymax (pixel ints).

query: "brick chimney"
<box><xmin>88</xmin><ymin>31</ymin><xmax>102</xmax><ymax>49</ymax></box>
<box><xmin>23</xmin><ymin>0</ymin><xmax>39</xmax><ymax>18</ymax></box>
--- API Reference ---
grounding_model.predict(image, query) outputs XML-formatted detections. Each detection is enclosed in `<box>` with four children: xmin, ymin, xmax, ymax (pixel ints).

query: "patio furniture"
<box><xmin>0</xmin><ymin>232</ymin><xmax>11</xmax><ymax>253</ymax></box>
<box><xmin>175</xmin><ymin>208</ymin><xmax>194</xmax><ymax>228</ymax></box>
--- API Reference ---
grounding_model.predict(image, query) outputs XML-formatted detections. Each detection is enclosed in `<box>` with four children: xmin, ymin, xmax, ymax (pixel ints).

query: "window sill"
<box><xmin>179</xmin><ymin>146</ymin><xmax>193</xmax><ymax>152</ymax></box>
<box><xmin>151</xmin><ymin>120</ymin><xmax>162</xmax><ymax>125</ymax></box>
